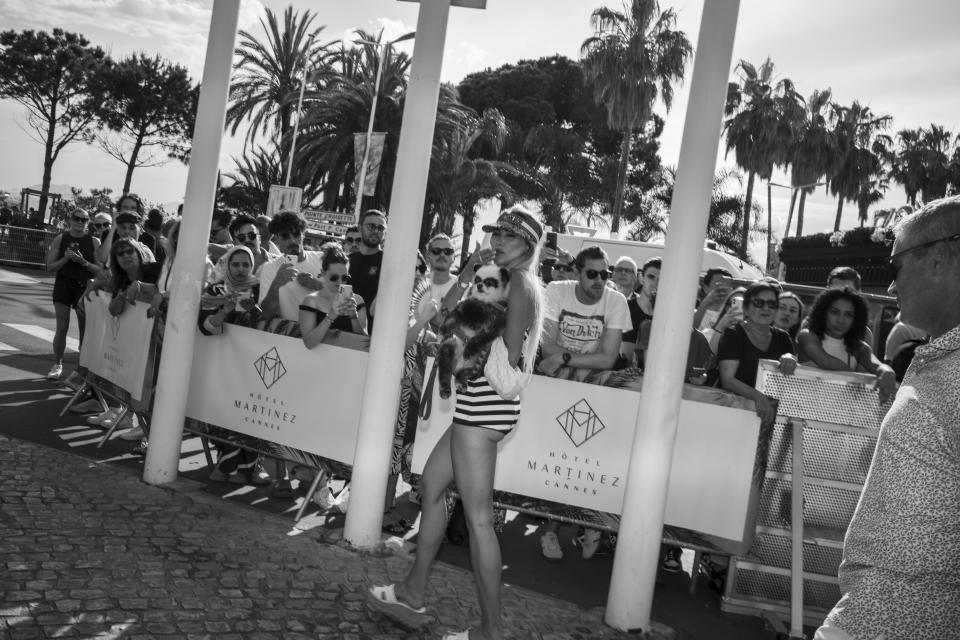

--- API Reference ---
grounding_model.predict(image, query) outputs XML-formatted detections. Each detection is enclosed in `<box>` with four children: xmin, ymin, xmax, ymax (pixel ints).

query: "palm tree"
<box><xmin>827</xmin><ymin>101</ymin><xmax>892</xmax><ymax>231</ymax></box>
<box><xmin>786</xmin><ymin>89</ymin><xmax>835</xmax><ymax>237</ymax></box>
<box><xmin>580</xmin><ymin>0</ymin><xmax>693</xmax><ymax>234</ymax></box>
<box><xmin>723</xmin><ymin>57</ymin><xmax>804</xmax><ymax>256</ymax></box>
<box><xmin>426</xmin><ymin>108</ymin><xmax>515</xmax><ymax>254</ymax></box>
<box><xmin>890</xmin><ymin>124</ymin><xmax>957</xmax><ymax>206</ymax></box>
<box><xmin>226</xmin><ymin>7</ymin><xmax>329</xmax><ymax>159</ymax></box>
<box><xmin>645</xmin><ymin>166</ymin><xmax>764</xmax><ymax>255</ymax></box>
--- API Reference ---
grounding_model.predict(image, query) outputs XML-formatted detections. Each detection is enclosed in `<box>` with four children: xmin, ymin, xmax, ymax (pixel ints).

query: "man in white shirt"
<box><xmin>538</xmin><ymin>245</ymin><xmax>631</xmax><ymax>377</ymax></box>
<box><xmin>258</xmin><ymin>210</ymin><xmax>323</xmax><ymax>321</ymax></box>
<box><xmin>416</xmin><ymin>233</ymin><xmax>458</xmax><ymax>331</ymax></box>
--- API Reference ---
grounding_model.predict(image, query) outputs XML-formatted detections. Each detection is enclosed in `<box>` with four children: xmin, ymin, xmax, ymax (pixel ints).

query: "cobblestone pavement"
<box><xmin>0</xmin><ymin>436</ymin><xmax>646</xmax><ymax>640</ymax></box>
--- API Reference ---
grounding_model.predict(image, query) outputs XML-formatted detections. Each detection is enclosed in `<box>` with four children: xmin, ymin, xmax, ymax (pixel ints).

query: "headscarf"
<box><xmin>221</xmin><ymin>245</ymin><xmax>259</xmax><ymax>293</ymax></box>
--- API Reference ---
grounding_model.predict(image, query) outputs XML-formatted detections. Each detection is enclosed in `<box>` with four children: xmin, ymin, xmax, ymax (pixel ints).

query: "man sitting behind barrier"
<box><xmin>797</xmin><ymin>289</ymin><xmax>896</xmax><ymax>402</ymax></box>
<box><xmin>817</xmin><ymin>197</ymin><xmax>960</xmax><ymax>639</ymax></box>
<box><xmin>257</xmin><ymin>210</ymin><xmax>323</xmax><ymax>322</ymax></box>
<box><xmin>716</xmin><ymin>281</ymin><xmax>797</xmax><ymax>425</ymax></box>
<box><xmin>299</xmin><ymin>244</ymin><xmax>367</xmax><ymax>348</ymax></box>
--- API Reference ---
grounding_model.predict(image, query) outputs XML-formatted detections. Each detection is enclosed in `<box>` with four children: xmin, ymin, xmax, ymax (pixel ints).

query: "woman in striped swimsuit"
<box><xmin>368</xmin><ymin>207</ymin><xmax>544</xmax><ymax>640</ymax></box>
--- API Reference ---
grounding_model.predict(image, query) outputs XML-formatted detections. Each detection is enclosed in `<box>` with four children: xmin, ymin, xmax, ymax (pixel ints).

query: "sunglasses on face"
<box><xmin>584</xmin><ymin>269</ymin><xmax>610</xmax><ymax>281</ymax></box>
<box><xmin>553</xmin><ymin>263</ymin><xmax>574</xmax><ymax>272</ymax></box>
<box><xmin>364</xmin><ymin>223</ymin><xmax>386</xmax><ymax>232</ymax></box>
<box><xmin>115</xmin><ymin>249</ymin><xmax>137</xmax><ymax>258</ymax></box>
<box><xmin>612</xmin><ymin>267</ymin><xmax>636</xmax><ymax>275</ymax></box>
<box><xmin>72</xmin><ymin>216</ymin><xmax>89</xmax><ymax>223</ymax></box>
<box><xmin>474</xmin><ymin>276</ymin><xmax>502</xmax><ymax>289</ymax></box>
<box><xmin>325</xmin><ymin>273</ymin><xmax>351</xmax><ymax>284</ymax></box>
<box><xmin>430</xmin><ymin>248</ymin><xmax>454</xmax><ymax>256</ymax></box>
<box><xmin>886</xmin><ymin>233</ymin><xmax>960</xmax><ymax>281</ymax></box>
<box><xmin>235</xmin><ymin>232</ymin><xmax>258</xmax><ymax>242</ymax></box>
<box><xmin>93</xmin><ymin>222</ymin><xmax>110</xmax><ymax>229</ymax></box>
<box><xmin>750</xmin><ymin>298</ymin><xmax>779</xmax><ymax>309</ymax></box>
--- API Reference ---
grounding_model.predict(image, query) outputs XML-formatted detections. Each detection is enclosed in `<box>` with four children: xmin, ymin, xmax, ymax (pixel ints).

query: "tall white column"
<box><xmin>343</xmin><ymin>0</ymin><xmax>454</xmax><ymax>548</ymax></box>
<box><xmin>604</xmin><ymin>0</ymin><xmax>740</xmax><ymax>631</ymax></box>
<box><xmin>143</xmin><ymin>0</ymin><xmax>239</xmax><ymax>484</ymax></box>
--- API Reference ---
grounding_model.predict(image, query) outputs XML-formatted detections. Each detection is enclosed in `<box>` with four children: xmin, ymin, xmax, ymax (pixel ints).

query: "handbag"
<box><xmin>483</xmin><ymin>337</ymin><xmax>530</xmax><ymax>400</ymax></box>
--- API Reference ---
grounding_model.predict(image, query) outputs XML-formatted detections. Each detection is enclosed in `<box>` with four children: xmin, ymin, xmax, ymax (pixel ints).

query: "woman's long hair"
<box><xmin>777</xmin><ymin>291</ymin><xmax>804</xmax><ymax>339</ymax></box>
<box><xmin>807</xmin><ymin>288</ymin><xmax>869</xmax><ymax>350</ymax></box>
<box><xmin>109</xmin><ymin>237</ymin><xmax>153</xmax><ymax>295</ymax></box>
<box><xmin>505</xmin><ymin>241</ymin><xmax>544</xmax><ymax>375</ymax></box>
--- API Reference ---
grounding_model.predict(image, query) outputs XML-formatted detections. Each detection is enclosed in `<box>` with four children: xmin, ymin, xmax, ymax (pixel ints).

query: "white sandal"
<box><xmin>366</xmin><ymin>584</ymin><xmax>429</xmax><ymax>628</ymax></box>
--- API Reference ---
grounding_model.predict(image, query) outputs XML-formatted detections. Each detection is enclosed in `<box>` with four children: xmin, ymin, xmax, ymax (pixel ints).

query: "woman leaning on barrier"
<box><xmin>716</xmin><ymin>281</ymin><xmax>798</xmax><ymax>425</ymax></box>
<box><xmin>797</xmin><ymin>288</ymin><xmax>897</xmax><ymax>403</ymax></box>
<box><xmin>106</xmin><ymin>237</ymin><xmax>159</xmax><ymax>318</ymax></box>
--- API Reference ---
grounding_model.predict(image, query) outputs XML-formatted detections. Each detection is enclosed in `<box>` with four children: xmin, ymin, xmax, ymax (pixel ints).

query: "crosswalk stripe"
<box><xmin>0</xmin><ymin>270</ymin><xmax>41</xmax><ymax>285</ymax></box>
<box><xmin>0</xmin><ymin>341</ymin><xmax>16</xmax><ymax>351</ymax></box>
<box><xmin>2</xmin><ymin>324</ymin><xmax>79</xmax><ymax>352</ymax></box>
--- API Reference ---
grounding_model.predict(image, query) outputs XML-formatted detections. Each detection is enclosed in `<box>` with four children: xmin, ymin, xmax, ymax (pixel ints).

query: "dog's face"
<box><xmin>469</xmin><ymin>265</ymin><xmax>510</xmax><ymax>305</ymax></box>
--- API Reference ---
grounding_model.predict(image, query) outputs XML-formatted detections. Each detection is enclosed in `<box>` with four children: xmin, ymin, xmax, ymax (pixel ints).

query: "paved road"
<box><xmin>0</xmin><ymin>265</ymin><xmax>773</xmax><ymax>639</ymax></box>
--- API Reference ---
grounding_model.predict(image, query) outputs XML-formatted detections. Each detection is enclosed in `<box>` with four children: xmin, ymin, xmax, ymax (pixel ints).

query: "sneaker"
<box><xmin>661</xmin><ymin>547</ymin><xmax>682</xmax><ymax>574</ymax></box>
<box><xmin>46</xmin><ymin>362</ymin><xmax>63</xmax><ymax>380</ymax></box>
<box><xmin>249</xmin><ymin>463</ymin><xmax>272</xmax><ymax>486</ymax></box>
<box><xmin>69</xmin><ymin>398</ymin><xmax>103</xmax><ymax>414</ymax></box>
<box><xmin>102</xmin><ymin>410</ymin><xmax>130</xmax><ymax>430</ymax></box>
<box><xmin>312</xmin><ymin>485</ymin><xmax>337</xmax><ymax>510</ymax></box>
<box><xmin>575</xmin><ymin>528</ymin><xmax>603</xmax><ymax>560</ymax></box>
<box><xmin>87</xmin><ymin>407</ymin><xmax>119</xmax><ymax>426</ymax></box>
<box><xmin>540</xmin><ymin>531</ymin><xmax>564</xmax><ymax>561</ymax></box>
<box><xmin>118</xmin><ymin>425</ymin><xmax>144</xmax><ymax>441</ymax></box>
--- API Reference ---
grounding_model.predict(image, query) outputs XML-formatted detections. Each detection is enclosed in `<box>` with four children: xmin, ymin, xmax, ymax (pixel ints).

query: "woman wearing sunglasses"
<box><xmin>299</xmin><ymin>244</ymin><xmax>367</xmax><ymax>348</ymax></box>
<box><xmin>717</xmin><ymin>281</ymin><xmax>797</xmax><ymax>425</ymax></box>
<box><xmin>44</xmin><ymin>208</ymin><xmax>102</xmax><ymax>379</ymax></box>
<box><xmin>797</xmin><ymin>289</ymin><xmax>896</xmax><ymax>402</ymax></box>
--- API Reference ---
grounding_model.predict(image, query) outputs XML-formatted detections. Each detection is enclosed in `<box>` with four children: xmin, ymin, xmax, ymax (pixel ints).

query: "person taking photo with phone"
<box><xmin>299</xmin><ymin>244</ymin><xmax>367</xmax><ymax>347</ymax></box>
<box><xmin>257</xmin><ymin>210</ymin><xmax>324</xmax><ymax>322</ymax></box>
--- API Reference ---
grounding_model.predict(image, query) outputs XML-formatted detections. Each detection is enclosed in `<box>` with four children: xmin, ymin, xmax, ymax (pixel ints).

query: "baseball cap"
<box><xmin>481</xmin><ymin>207</ymin><xmax>543</xmax><ymax>246</ymax></box>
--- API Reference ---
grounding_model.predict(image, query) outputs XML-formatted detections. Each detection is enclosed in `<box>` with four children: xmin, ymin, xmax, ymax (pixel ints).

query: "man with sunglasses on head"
<box><xmin>349</xmin><ymin>209</ymin><xmax>387</xmax><ymax>325</ymax></box>
<box><xmin>44</xmin><ymin>208</ymin><xmax>102</xmax><ymax>379</ymax></box>
<box><xmin>817</xmin><ymin>197</ymin><xmax>960</xmax><ymax>640</ymax></box>
<box><xmin>257</xmin><ymin>210</ymin><xmax>323</xmax><ymax>322</ymax></box>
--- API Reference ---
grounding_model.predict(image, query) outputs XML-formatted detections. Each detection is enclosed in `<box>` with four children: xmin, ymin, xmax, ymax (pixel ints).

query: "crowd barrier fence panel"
<box><xmin>0</xmin><ymin>224</ymin><xmax>58</xmax><ymax>269</ymax></box>
<box><xmin>721</xmin><ymin>361</ymin><xmax>887</xmax><ymax>633</ymax></box>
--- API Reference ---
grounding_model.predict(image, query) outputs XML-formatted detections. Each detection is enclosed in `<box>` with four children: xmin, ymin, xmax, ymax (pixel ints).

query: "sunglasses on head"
<box><xmin>750</xmin><ymin>298</ymin><xmax>779</xmax><ymax>309</ymax></box>
<box><xmin>584</xmin><ymin>268</ymin><xmax>610</xmax><ymax>281</ymax></box>
<box><xmin>886</xmin><ymin>233</ymin><xmax>960</xmax><ymax>281</ymax></box>
<box><xmin>235</xmin><ymin>231</ymin><xmax>258</xmax><ymax>242</ymax></box>
<box><xmin>430</xmin><ymin>248</ymin><xmax>454</xmax><ymax>256</ymax></box>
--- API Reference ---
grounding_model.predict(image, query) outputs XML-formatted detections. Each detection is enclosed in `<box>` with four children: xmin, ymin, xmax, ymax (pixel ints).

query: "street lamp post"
<box><xmin>352</xmin><ymin>33</ymin><xmax>415</xmax><ymax>222</ymax></box>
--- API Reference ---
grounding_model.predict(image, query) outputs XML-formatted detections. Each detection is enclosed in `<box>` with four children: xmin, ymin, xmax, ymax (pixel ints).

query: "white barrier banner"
<box><xmin>184</xmin><ymin>324</ymin><xmax>367</xmax><ymax>464</ymax></box>
<box><xmin>413</xmin><ymin>367</ymin><xmax>762</xmax><ymax>545</ymax></box>
<box><xmin>79</xmin><ymin>291</ymin><xmax>153</xmax><ymax>401</ymax></box>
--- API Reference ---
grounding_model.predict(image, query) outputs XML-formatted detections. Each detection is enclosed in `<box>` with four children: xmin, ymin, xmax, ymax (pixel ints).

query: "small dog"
<box><xmin>434</xmin><ymin>265</ymin><xmax>510</xmax><ymax>398</ymax></box>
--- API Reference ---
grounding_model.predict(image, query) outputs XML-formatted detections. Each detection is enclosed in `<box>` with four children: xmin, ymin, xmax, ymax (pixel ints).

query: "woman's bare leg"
<box><xmin>451</xmin><ymin>425</ymin><xmax>505</xmax><ymax>640</ymax></box>
<box><xmin>52</xmin><ymin>302</ymin><xmax>71</xmax><ymax>363</ymax></box>
<box><xmin>398</xmin><ymin>426</ymin><xmax>454</xmax><ymax>607</ymax></box>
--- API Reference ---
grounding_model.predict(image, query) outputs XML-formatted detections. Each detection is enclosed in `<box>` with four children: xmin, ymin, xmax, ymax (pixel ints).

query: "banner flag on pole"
<box><xmin>353</xmin><ymin>132</ymin><xmax>386</xmax><ymax>197</ymax></box>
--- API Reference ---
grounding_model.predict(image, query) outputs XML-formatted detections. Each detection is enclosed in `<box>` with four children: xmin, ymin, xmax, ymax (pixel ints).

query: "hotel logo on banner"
<box><xmin>254</xmin><ymin>347</ymin><xmax>287</xmax><ymax>389</ymax></box>
<box><xmin>557</xmin><ymin>398</ymin><xmax>605</xmax><ymax>447</ymax></box>
<box><xmin>110</xmin><ymin>315</ymin><xmax>121</xmax><ymax>340</ymax></box>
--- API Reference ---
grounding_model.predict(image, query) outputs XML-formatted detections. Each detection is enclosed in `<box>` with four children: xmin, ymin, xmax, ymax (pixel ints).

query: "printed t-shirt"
<box><xmin>544</xmin><ymin>280</ymin><xmax>631</xmax><ymax>354</ymax></box>
<box><xmin>257</xmin><ymin>251</ymin><xmax>324</xmax><ymax>321</ymax></box>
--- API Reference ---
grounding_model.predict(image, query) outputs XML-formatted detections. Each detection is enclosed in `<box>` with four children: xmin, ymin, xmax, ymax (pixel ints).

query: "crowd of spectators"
<box><xmin>45</xmin><ymin>198</ymin><xmax>920</xmax><ymax>572</ymax></box>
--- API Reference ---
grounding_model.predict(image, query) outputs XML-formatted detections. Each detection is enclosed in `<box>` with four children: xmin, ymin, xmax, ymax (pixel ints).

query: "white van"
<box><xmin>555</xmin><ymin>234</ymin><xmax>764</xmax><ymax>281</ymax></box>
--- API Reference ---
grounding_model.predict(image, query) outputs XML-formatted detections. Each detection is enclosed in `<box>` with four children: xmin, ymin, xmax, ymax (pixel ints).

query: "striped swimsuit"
<box><xmin>452</xmin><ymin>376</ymin><xmax>520</xmax><ymax>433</ymax></box>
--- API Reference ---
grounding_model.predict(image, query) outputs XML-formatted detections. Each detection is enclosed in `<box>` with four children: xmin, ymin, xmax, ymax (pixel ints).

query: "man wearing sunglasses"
<box><xmin>348</xmin><ymin>209</ymin><xmax>387</xmax><ymax>325</ymax></box>
<box><xmin>44</xmin><ymin>208</ymin><xmax>103</xmax><ymax>380</ymax></box>
<box><xmin>341</xmin><ymin>226</ymin><xmax>362</xmax><ymax>255</ymax></box>
<box><xmin>414</xmin><ymin>233</ymin><xmax>458</xmax><ymax>331</ymax></box>
<box><xmin>818</xmin><ymin>197</ymin><xmax>960</xmax><ymax>640</ymax></box>
<box><xmin>228</xmin><ymin>214</ymin><xmax>277</xmax><ymax>274</ymax></box>
<box><xmin>258</xmin><ymin>210</ymin><xmax>324</xmax><ymax>322</ymax></box>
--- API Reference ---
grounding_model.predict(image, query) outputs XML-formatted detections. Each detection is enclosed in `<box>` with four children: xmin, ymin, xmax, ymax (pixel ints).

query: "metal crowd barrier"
<box><xmin>0</xmin><ymin>224</ymin><xmax>58</xmax><ymax>268</ymax></box>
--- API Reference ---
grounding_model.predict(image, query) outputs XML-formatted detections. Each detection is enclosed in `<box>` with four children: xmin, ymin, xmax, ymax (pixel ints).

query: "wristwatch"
<box><xmin>562</xmin><ymin>352</ymin><xmax>572</xmax><ymax>365</ymax></box>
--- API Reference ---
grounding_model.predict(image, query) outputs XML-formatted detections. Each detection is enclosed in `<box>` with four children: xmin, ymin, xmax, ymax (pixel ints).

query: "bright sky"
<box><xmin>2</xmin><ymin>0</ymin><xmax>959</xmax><ymax>249</ymax></box>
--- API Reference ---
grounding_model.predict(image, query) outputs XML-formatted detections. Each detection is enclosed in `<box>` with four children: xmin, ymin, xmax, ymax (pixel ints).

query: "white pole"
<box><xmin>143</xmin><ymin>0</ymin><xmax>239</xmax><ymax>485</ymax></box>
<box><xmin>285</xmin><ymin>34</ymin><xmax>316</xmax><ymax>188</ymax></box>
<box><xmin>352</xmin><ymin>43</ymin><xmax>388</xmax><ymax>222</ymax></box>
<box><xmin>604</xmin><ymin>0</ymin><xmax>740</xmax><ymax>631</ymax></box>
<box><xmin>343</xmin><ymin>0</ymin><xmax>453</xmax><ymax>548</ymax></box>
